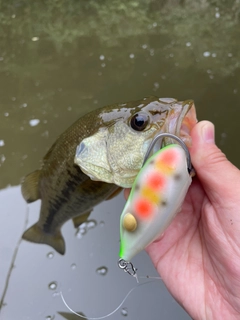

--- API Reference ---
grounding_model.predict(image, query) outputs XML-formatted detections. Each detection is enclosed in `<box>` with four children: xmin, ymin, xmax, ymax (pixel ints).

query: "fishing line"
<box><xmin>60</xmin><ymin>276</ymin><xmax>161</xmax><ymax>319</ymax></box>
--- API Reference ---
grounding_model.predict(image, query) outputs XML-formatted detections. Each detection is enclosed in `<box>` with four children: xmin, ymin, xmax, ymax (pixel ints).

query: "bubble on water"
<box><xmin>20</xmin><ymin>103</ymin><xmax>27</xmax><ymax>108</ymax></box>
<box><xmin>152</xmin><ymin>22</ymin><xmax>157</xmax><ymax>27</ymax></box>
<box><xmin>4</xmin><ymin>112</ymin><xmax>9</xmax><ymax>117</ymax></box>
<box><xmin>71</xmin><ymin>263</ymin><xmax>77</xmax><ymax>270</ymax></box>
<box><xmin>129</xmin><ymin>53</ymin><xmax>135</xmax><ymax>59</ymax></box>
<box><xmin>0</xmin><ymin>155</ymin><xmax>6</xmax><ymax>165</ymax></box>
<box><xmin>153</xmin><ymin>82</ymin><xmax>159</xmax><ymax>90</ymax></box>
<box><xmin>228</xmin><ymin>53</ymin><xmax>233</xmax><ymax>57</ymax></box>
<box><xmin>75</xmin><ymin>225</ymin><xmax>87</xmax><ymax>239</ymax></box>
<box><xmin>186</xmin><ymin>42</ymin><xmax>191</xmax><ymax>47</ymax></box>
<box><xmin>203</xmin><ymin>51</ymin><xmax>211</xmax><ymax>57</ymax></box>
<box><xmin>101</xmin><ymin>63</ymin><xmax>106</xmax><ymax>68</ymax></box>
<box><xmin>142</xmin><ymin>44</ymin><xmax>147</xmax><ymax>49</ymax></box>
<box><xmin>0</xmin><ymin>140</ymin><xmax>5</xmax><ymax>147</ymax></box>
<box><xmin>11</xmin><ymin>97</ymin><xmax>16</xmax><ymax>101</ymax></box>
<box><xmin>149</xmin><ymin>49</ymin><xmax>154</xmax><ymax>56</ymax></box>
<box><xmin>45</xmin><ymin>316</ymin><xmax>55</xmax><ymax>320</ymax></box>
<box><xmin>169</xmin><ymin>53</ymin><xmax>174</xmax><ymax>58</ymax></box>
<box><xmin>0</xmin><ymin>57</ymin><xmax>3</xmax><ymax>61</ymax></box>
<box><xmin>47</xmin><ymin>252</ymin><xmax>54</xmax><ymax>259</ymax></box>
<box><xmin>75</xmin><ymin>227</ymin><xmax>87</xmax><ymax>239</ymax></box>
<box><xmin>99</xmin><ymin>55</ymin><xmax>105</xmax><ymax>61</ymax></box>
<box><xmin>75</xmin><ymin>220</ymin><xmax>97</xmax><ymax>238</ymax></box>
<box><xmin>67</xmin><ymin>106</ymin><xmax>72</xmax><ymax>111</ymax></box>
<box><xmin>215</xmin><ymin>12</ymin><xmax>220</xmax><ymax>18</ymax></box>
<box><xmin>87</xmin><ymin>220</ymin><xmax>97</xmax><ymax>229</ymax></box>
<box><xmin>29</xmin><ymin>119</ymin><xmax>40</xmax><ymax>127</ymax></box>
<box><xmin>48</xmin><ymin>281</ymin><xmax>57</xmax><ymax>290</ymax></box>
<box><xmin>41</xmin><ymin>130</ymin><xmax>49</xmax><ymax>138</ymax></box>
<box><xmin>96</xmin><ymin>266</ymin><xmax>108</xmax><ymax>276</ymax></box>
<box><xmin>121</xmin><ymin>307</ymin><xmax>128</xmax><ymax>316</ymax></box>
<box><xmin>32</xmin><ymin>36</ymin><xmax>39</xmax><ymax>41</ymax></box>
<box><xmin>99</xmin><ymin>221</ymin><xmax>105</xmax><ymax>227</ymax></box>
<box><xmin>233</xmin><ymin>89</ymin><xmax>238</xmax><ymax>94</ymax></box>
<box><xmin>211</xmin><ymin>53</ymin><xmax>217</xmax><ymax>58</ymax></box>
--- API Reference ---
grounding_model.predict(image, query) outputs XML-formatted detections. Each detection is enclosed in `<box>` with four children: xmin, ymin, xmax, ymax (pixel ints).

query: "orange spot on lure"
<box><xmin>119</xmin><ymin>138</ymin><xmax>193</xmax><ymax>263</ymax></box>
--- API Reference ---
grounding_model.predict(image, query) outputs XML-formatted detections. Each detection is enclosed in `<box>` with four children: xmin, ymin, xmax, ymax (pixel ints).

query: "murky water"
<box><xmin>0</xmin><ymin>1</ymin><xmax>239</xmax><ymax>320</ymax></box>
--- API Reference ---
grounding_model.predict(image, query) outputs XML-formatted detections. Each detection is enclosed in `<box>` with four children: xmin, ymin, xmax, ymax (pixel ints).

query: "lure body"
<box><xmin>119</xmin><ymin>144</ymin><xmax>192</xmax><ymax>262</ymax></box>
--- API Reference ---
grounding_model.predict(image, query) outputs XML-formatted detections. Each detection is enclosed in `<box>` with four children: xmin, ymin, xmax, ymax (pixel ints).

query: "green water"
<box><xmin>0</xmin><ymin>1</ymin><xmax>239</xmax><ymax>319</ymax></box>
<box><xmin>1</xmin><ymin>0</ymin><xmax>240</xmax><ymax>189</ymax></box>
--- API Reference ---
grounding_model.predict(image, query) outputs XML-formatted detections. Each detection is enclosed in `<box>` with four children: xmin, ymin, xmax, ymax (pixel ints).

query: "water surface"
<box><xmin>0</xmin><ymin>1</ymin><xmax>239</xmax><ymax>319</ymax></box>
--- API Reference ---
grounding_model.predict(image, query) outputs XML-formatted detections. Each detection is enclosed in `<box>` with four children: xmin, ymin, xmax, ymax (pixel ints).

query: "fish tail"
<box><xmin>22</xmin><ymin>223</ymin><xmax>65</xmax><ymax>255</ymax></box>
<box><xmin>21</xmin><ymin>170</ymin><xmax>41</xmax><ymax>203</ymax></box>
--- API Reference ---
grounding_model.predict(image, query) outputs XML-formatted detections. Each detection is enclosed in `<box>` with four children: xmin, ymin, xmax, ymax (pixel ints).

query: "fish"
<box><xmin>21</xmin><ymin>96</ymin><xmax>197</xmax><ymax>255</ymax></box>
<box><xmin>119</xmin><ymin>143</ymin><xmax>192</xmax><ymax>262</ymax></box>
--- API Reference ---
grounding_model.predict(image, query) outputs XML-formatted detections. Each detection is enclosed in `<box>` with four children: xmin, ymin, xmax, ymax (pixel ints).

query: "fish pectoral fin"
<box><xmin>72</xmin><ymin>211</ymin><xmax>92</xmax><ymax>228</ymax></box>
<box><xmin>21</xmin><ymin>170</ymin><xmax>41</xmax><ymax>203</ymax></box>
<box><xmin>22</xmin><ymin>223</ymin><xmax>66</xmax><ymax>255</ymax></box>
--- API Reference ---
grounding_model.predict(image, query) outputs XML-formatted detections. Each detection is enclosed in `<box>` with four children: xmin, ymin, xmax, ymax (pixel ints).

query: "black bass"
<box><xmin>21</xmin><ymin>96</ymin><xmax>197</xmax><ymax>254</ymax></box>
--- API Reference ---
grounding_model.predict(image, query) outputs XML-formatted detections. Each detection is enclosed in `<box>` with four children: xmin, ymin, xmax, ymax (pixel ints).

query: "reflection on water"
<box><xmin>0</xmin><ymin>1</ymin><xmax>239</xmax><ymax>319</ymax></box>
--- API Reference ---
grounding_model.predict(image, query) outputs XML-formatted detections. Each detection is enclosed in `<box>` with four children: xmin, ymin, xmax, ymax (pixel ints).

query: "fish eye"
<box><xmin>130</xmin><ymin>112</ymin><xmax>149</xmax><ymax>131</ymax></box>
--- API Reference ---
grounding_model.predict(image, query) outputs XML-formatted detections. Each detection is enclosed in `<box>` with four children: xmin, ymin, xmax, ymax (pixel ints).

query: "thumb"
<box><xmin>190</xmin><ymin>121</ymin><xmax>240</xmax><ymax>205</ymax></box>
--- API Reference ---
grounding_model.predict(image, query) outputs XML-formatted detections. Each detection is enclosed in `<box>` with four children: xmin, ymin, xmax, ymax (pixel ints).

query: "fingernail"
<box><xmin>201</xmin><ymin>121</ymin><xmax>215</xmax><ymax>144</ymax></box>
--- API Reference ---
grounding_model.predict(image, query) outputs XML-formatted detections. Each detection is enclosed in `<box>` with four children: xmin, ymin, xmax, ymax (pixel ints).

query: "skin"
<box><xmin>125</xmin><ymin>121</ymin><xmax>240</xmax><ymax>319</ymax></box>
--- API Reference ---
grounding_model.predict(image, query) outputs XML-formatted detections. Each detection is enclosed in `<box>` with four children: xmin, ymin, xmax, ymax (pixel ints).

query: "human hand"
<box><xmin>124</xmin><ymin>121</ymin><xmax>240</xmax><ymax>319</ymax></box>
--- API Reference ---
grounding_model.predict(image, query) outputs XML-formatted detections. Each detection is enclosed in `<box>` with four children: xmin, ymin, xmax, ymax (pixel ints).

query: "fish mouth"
<box><xmin>177</xmin><ymin>100</ymin><xmax>197</xmax><ymax>146</ymax></box>
<box><xmin>163</xmin><ymin>100</ymin><xmax>197</xmax><ymax>147</ymax></box>
<box><xmin>143</xmin><ymin>100</ymin><xmax>197</xmax><ymax>158</ymax></box>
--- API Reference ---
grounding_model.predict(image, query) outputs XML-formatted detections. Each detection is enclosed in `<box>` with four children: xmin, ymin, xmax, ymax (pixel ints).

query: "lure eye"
<box><xmin>130</xmin><ymin>112</ymin><xmax>149</xmax><ymax>131</ymax></box>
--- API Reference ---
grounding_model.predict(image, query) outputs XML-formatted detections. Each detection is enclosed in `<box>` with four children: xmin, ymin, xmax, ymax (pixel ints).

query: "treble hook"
<box><xmin>143</xmin><ymin>133</ymin><xmax>193</xmax><ymax>174</ymax></box>
<box><xmin>118</xmin><ymin>259</ymin><xmax>137</xmax><ymax>277</ymax></box>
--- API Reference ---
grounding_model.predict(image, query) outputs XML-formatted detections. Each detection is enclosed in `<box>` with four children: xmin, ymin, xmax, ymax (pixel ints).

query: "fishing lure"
<box><xmin>60</xmin><ymin>134</ymin><xmax>193</xmax><ymax>319</ymax></box>
<box><xmin>118</xmin><ymin>133</ymin><xmax>193</xmax><ymax>274</ymax></box>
